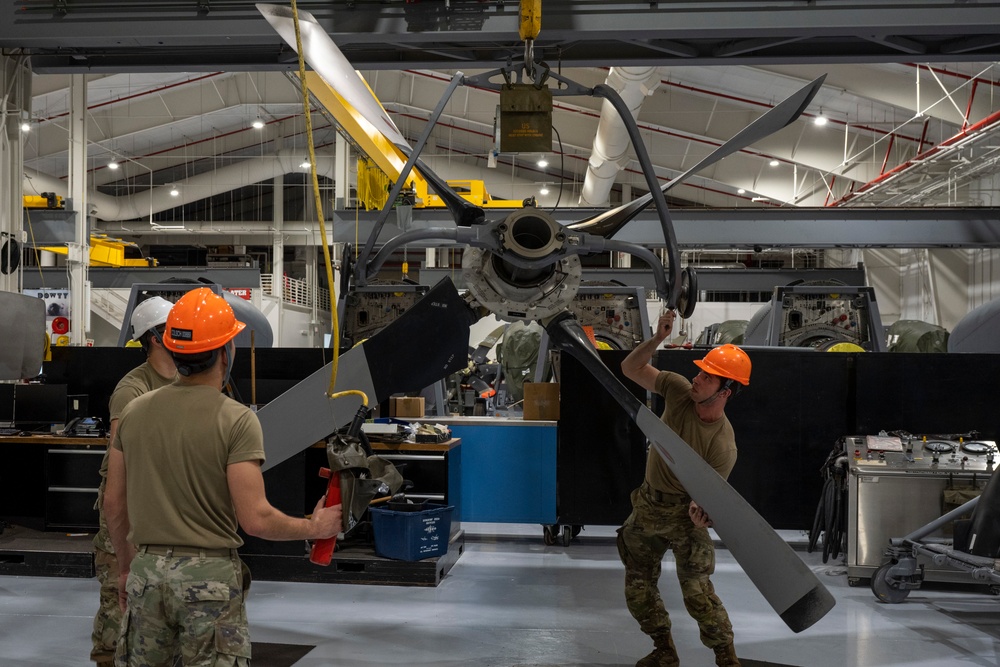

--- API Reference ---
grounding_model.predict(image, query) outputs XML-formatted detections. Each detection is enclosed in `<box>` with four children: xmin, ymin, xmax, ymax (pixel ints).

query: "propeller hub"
<box><xmin>462</xmin><ymin>246</ymin><xmax>581</xmax><ymax>322</ymax></box>
<box><xmin>498</xmin><ymin>208</ymin><xmax>564</xmax><ymax>259</ymax></box>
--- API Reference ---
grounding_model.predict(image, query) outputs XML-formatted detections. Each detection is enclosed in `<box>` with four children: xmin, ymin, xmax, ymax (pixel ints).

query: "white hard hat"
<box><xmin>130</xmin><ymin>296</ymin><xmax>174</xmax><ymax>342</ymax></box>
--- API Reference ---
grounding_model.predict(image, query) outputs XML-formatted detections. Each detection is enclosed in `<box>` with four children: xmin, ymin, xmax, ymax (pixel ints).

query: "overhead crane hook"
<box><xmin>519</xmin><ymin>0</ymin><xmax>541</xmax><ymax>79</ymax></box>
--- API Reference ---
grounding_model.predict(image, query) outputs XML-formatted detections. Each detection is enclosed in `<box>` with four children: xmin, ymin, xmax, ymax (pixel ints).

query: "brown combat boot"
<box><xmin>636</xmin><ymin>633</ymin><xmax>680</xmax><ymax>667</ymax></box>
<box><xmin>713</xmin><ymin>642</ymin><xmax>741</xmax><ymax>666</ymax></box>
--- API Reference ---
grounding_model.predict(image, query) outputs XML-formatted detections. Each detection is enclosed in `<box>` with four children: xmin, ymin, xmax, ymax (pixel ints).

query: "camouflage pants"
<box><xmin>114</xmin><ymin>549</ymin><xmax>251</xmax><ymax>667</ymax></box>
<box><xmin>91</xmin><ymin>547</ymin><xmax>121</xmax><ymax>664</ymax></box>
<box><xmin>617</xmin><ymin>485</ymin><xmax>734</xmax><ymax>650</ymax></box>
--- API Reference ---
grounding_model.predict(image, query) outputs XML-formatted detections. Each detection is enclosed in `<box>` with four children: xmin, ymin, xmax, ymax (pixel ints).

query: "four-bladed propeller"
<box><xmin>258</xmin><ymin>2</ymin><xmax>835</xmax><ymax>632</ymax></box>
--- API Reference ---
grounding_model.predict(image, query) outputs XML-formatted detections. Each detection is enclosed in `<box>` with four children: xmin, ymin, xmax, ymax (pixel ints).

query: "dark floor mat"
<box><xmin>251</xmin><ymin>642</ymin><xmax>315</xmax><ymax>666</ymax></box>
<box><xmin>741</xmin><ymin>660</ymin><xmax>801</xmax><ymax>667</ymax></box>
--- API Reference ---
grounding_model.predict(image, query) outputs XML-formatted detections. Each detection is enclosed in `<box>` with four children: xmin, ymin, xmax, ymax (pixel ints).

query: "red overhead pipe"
<box><xmin>830</xmin><ymin>107</ymin><xmax>1000</xmax><ymax>206</ymax></box>
<box><xmin>880</xmin><ymin>135</ymin><xmax>896</xmax><ymax>176</ymax></box>
<box><xmin>962</xmin><ymin>79</ymin><xmax>980</xmax><ymax>132</ymax></box>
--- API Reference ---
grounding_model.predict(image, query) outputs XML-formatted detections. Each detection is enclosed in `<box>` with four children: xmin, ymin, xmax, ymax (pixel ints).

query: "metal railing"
<box><xmin>261</xmin><ymin>273</ymin><xmax>330</xmax><ymax>311</ymax></box>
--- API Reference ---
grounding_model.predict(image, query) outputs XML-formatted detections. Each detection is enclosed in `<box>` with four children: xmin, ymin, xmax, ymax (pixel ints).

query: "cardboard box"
<box><xmin>390</xmin><ymin>396</ymin><xmax>425</xmax><ymax>418</ymax></box>
<box><xmin>523</xmin><ymin>382</ymin><xmax>559</xmax><ymax>421</ymax></box>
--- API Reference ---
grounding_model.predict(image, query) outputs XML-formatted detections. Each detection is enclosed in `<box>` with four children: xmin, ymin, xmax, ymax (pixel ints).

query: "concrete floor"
<box><xmin>1</xmin><ymin>524</ymin><xmax>999</xmax><ymax>666</ymax></box>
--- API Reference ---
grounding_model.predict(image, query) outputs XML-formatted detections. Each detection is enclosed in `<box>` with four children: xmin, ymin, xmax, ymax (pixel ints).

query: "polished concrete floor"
<box><xmin>2</xmin><ymin>524</ymin><xmax>999</xmax><ymax>666</ymax></box>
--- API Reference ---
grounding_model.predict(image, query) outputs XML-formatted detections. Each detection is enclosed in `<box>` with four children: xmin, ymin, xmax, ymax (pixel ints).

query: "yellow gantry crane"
<box><xmin>302</xmin><ymin>70</ymin><xmax>525</xmax><ymax>212</ymax></box>
<box><xmin>23</xmin><ymin>196</ymin><xmax>158</xmax><ymax>268</ymax></box>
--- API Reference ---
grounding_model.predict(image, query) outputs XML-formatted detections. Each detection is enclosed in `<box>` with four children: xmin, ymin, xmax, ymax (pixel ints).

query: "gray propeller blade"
<box><xmin>257</xmin><ymin>2</ymin><xmax>481</xmax><ymax>225</ymax></box>
<box><xmin>545</xmin><ymin>314</ymin><xmax>836</xmax><ymax>633</ymax></box>
<box><xmin>0</xmin><ymin>292</ymin><xmax>46</xmax><ymax>380</ymax></box>
<box><xmin>567</xmin><ymin>75</ymin><xmax>827</xmax><ymax>239</ymax></box>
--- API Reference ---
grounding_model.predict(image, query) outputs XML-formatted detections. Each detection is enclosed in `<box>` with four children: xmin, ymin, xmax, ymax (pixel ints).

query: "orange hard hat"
<box><xmin>693</xmin><ymin>343</ymin><xmax>751</xmax><ymax>386</ymax></box>
<box><xmin>163</xmin><ymin>287</ymin><xmax>245</xmax><ymax>354</ymax></box>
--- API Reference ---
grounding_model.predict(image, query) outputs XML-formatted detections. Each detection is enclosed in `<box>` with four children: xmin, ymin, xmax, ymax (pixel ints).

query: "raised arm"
<box><xmin>621</xmin><ymin>309</ymin><xmax>674</xmax><ymax>393</ymax></box>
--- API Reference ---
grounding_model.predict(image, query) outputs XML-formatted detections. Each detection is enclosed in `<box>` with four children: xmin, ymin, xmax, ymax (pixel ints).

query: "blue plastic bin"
<box><xmin>371</xmin><ymin>503</ymin><xmax>454</xmax><ymax>561</ymax></box>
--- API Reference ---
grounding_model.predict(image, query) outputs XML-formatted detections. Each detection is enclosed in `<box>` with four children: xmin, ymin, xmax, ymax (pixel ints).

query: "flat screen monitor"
<box><xmin>0</xmin><ymin>384</ymin><xmax>13</xmax><ymax>424</ymax></box>
<box><xmin>15</xmin><ymin>383</ymin><xmax>68</xmax><ymax>430</ymax></box>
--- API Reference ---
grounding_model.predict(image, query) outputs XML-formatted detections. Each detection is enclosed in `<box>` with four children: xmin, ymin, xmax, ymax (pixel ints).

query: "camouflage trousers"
<box><xmin>617</xmin><ymin>485</ymin><xmax>734</xmax><ymax>650</ymax></box>
<box><xmin>91</xmin><ymin>547</ymin><xmax>121</xmax><ymax>664</ymax></box>
<box><xmin>114</xmin><ymin>548</ymin><xmax>252</xmax><ymax>667</ymax></box>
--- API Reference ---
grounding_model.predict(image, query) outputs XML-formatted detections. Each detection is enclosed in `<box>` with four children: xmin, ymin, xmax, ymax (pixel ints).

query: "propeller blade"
<box><xmin>544</xmin><ymin>314</ymin><xmax>835</xmax><ymax>633</ymax></box>
<box><xmin>258</xmin><ymin>277</ymin><xmax>475</xmax><ymax>472</ymax></box>
<box><xmin>0</xmin><ymin>292</ymin><xmax>46</xmax><ymax>380</ymax></box>
<box><xmin>568</xmin><ymin>74</ymin><xmax>827</xmax><ymax>239</ymax></box>
<box><xmin>258</xmin><ymin>3</ymin><xmax>409</xmax><ymax>151</ymax></box>
<box><xmin>257</xmin><ymin>3</ymin><xmax>481</xmax><ymax>224</ymax></box>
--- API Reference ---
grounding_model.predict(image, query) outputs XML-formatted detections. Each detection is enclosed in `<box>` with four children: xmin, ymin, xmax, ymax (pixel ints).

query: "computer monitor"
<box><xmin>14</xmin><ymin>383</ymin><xmax>68</xmax><ymax>431</ymax></box>
<box><xmin>0</xmin><ymin>384</ymin><xmax>14</xmax><ymax>425</ymax></box>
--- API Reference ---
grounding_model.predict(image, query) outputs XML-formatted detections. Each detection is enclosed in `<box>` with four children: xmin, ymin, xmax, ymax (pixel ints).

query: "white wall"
<box><xmin>862</xmin><ymin>248</ymin><xmax>998</xmax><ymax>332</ymax></box>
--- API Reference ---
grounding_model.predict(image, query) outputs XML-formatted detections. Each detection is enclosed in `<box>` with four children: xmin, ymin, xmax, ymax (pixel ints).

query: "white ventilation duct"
<box><xmin>23</xmin><ymin>148</ymin><xmax>336</xmax><ymax>222</ymax></box>
<box><xmin>579</xmin><ymin>67</ymin><xmax>664</xmax><ymax>207</ymax></box>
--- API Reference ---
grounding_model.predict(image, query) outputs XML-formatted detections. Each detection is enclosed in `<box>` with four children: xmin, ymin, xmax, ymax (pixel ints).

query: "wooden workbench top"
<box><xmin>0</xmin><ymin>434</ymin><xmax>107</xmax><ymax>446</ymax></box>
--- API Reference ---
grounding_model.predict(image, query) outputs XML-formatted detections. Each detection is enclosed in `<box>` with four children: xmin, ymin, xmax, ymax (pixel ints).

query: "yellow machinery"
<box><xmin>23</xmin><ymin>193</ymin><xmax>64</xmax><ymax>209</ymax></box>
<box><xmin>23</xmin><ymin>195</ymin><xmax>158</xmax><ymax>267</ymax></box>
<box><xmin>38</xmin><ymin>234</ymin><xmax>158</xmax><ymax>268</ymax></box>
<box><xmin>303</xmin><ymin>71</ymin><xmax>524</xmax><ymax>212</ymax></box>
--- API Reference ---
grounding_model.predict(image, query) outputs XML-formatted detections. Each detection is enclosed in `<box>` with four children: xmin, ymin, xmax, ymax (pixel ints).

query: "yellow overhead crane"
<box><xmin>23</xmin><ymin>195</ymin><xmax>158</xmax><ymax>268</ymax></box>
<box><xmin>302</xmin><ymin>71</ymin><xmax>525</xmax><ymax>212</ymax></box>
<box><xmin>40</xmin><ymin>234</ymin><xmax>159</xmax><ymax>268</ymax></box>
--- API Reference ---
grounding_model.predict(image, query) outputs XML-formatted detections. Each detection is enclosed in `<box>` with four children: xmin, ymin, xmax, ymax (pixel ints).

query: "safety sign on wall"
<box><xmin>24</xmin><ymin>288</ymin><xmax>71</xmax><ymax>346</ymax></box>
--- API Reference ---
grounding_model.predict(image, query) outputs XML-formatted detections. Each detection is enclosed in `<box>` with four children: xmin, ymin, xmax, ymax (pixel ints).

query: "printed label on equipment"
<box><xmin>866</xmin><ymin>435</ymin><xmax>903</xmax><ymax>452</ymax></box>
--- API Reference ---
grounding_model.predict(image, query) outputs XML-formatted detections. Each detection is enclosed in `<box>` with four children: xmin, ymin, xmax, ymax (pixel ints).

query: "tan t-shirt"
<box><xmin>644</xmin><ymin>371</ymin><xmax>737</xmax><ymax>497</ymax></box>
<box><xmin>94</xmin><ymin>362</ymin><xmax>175</xmax><ymax>553</ymax></box>
<box><xmin>113</xmin><ymin>383</ymin><xmax>266</xmax><ymax>549</ymax></box>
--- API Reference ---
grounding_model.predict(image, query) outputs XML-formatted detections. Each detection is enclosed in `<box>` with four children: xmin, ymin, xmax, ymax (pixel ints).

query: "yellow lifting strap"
<box><xmin>519</xmin><ymin>0</ymin><xmax>542</xmax><ymax>42</ymax></box>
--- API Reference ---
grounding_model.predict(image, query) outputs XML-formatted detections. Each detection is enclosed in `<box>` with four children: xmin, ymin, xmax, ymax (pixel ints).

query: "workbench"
<box><xmin>0</xmin><ymin>435</ymin><xmax>465</xmax><ymax>586</ymax></box>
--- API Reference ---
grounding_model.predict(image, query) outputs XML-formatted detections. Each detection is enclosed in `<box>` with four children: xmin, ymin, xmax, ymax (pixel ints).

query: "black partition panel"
<box><xmin>558</xmin><ymin>348</ymin><xmax>854</xmax><ymax>530</ymax></box>
<box><xmin>720</xmin><ymin>349</ymin><xmax>853</xmax><ymax>529</ymax></box>
<box><xmin>45</xmin><ymin>346</ymin><xmax>328</xmax><ymax>426</ymax></box>
<box><xmin>854</xmin><ymin>353</ymin><xmax>1000</xmax><ymax>439</ymax></box>
<box><xmin>557</xmin><ymin>351</ymin><xmax>648</xmax><ymax>526</ymax></box>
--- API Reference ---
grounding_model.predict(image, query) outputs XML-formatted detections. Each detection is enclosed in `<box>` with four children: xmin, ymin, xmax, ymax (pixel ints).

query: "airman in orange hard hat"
<box><xmin>105</xmin><ymin>287</ymin><xmax>341</xmax><ymax>665</ymax></box>
<box><xmin>618</xmin><ymin>308</ymin><xmax>748</xmax><ymax>667</ymax></box>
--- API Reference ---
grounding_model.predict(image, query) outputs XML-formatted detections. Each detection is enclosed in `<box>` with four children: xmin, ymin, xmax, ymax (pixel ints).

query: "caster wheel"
<box><xmin>847</xmin><ymin>577</ymin><xmax>862</xmax><ymax>587</ymax></box>
<box><xmin>543</xmin><ymin>525</ymin><xmax>557</xmax><ymax>546</ymax></box>
<box><xmin>561</xmin><ymin>524</ymin><xmax>572</xmax><ymax>547</ymax></box>
<box><xmin>871</xmin><ymin>562</ymin><xmax>910</xmax><ymax>604</ymax></box>
<box><xmin>571</xmin><ymin>525</ymin><xmax>583</xmax><ymax>538</ymax></box>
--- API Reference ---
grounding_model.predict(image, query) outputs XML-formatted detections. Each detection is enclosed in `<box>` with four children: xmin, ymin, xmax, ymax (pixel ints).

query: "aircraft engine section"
<box><xmin>744</xmin><ymin>283</ymin><xmax>885</xmax><ymax>351</ymax></box>
<box><xmin>846</xmin><ymin>432</ymin><xmax>996</xmax><ymax>586</ymax></box>
<box><xmin>339</xmin><ymin>283</ymin><xmax>429</xmax><ymax>349</ymax></box>
<box><xmin>565</xmin><ymin>284</ymin><xmax>650</xmax><ymax>351</ymax></box>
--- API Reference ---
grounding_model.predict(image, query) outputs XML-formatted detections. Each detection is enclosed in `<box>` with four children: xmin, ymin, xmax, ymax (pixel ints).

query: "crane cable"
<box><xmin>290</xmin><ymin>0</ymin><xmax>367</xmax><ymax>408</ymax></box>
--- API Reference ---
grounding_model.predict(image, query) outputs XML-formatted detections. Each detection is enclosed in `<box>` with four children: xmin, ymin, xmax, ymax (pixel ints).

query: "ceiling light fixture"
<box><xmin>769</xmin><ymin>159</ymin><xmax>780</xmax><ymax>167</ymax></box>
<box><xmin>814</xmin><ymin>114</ymin><xmax>828</xmax><ymax>126</ymax></box>
<box><xmin>252</xmin><ymin>117</ymin><xmax>265</xmax><ymax>129</ymax></box>
<box><xmin>107</xmin><ymin>160</ymin><xmax>119</xmax><ymax>170</ymax></box>
<box><xmin>751</xmin><ymin>196</ymin><xmax>770</xmax><ymax>202</ymax></box>
<box><xmin>539</xmin><ymin>185</ymin><xmax>550</xmax><ymax>195</ymax></box>
<box><xmin>537</xmin><ymin>158</ymin><xmax>549</xmax><ymax>168</ymax></box>
<box><xmin>300</xmin><ymin>159</ymin><xmax>311</xmax><ymax>169</ymax></box>
<box><xmin>169</xmin><ymin>186</ymin><xmax>180</xmax><ymax>197</ymax></box>
<box><xmin>20</xmin><ymin>121</ymin><xmax>30</xmax><ymax>133</ymax></box>
<box><xmin>737</xmin><ymin>188</ymin><xmax>746</xmax><ymax>194</ymax></box>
